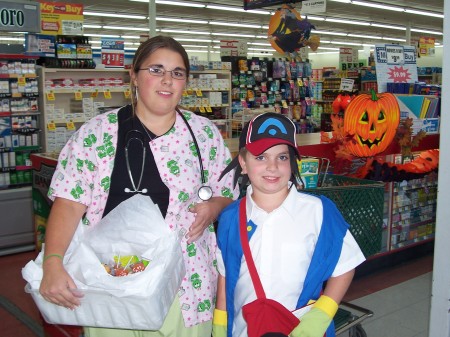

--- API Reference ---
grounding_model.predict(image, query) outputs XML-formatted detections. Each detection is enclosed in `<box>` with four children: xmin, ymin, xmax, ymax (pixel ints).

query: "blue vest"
<box><xmin>217</xmin><ymin>194</ymin><xmax>349</xmax><ymax>337</ymax></box>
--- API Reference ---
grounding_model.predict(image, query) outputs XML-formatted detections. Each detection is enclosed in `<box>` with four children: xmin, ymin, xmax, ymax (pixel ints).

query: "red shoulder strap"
<box><xmin>239</xmin><ymin>197</ymin><xmax>266</xmax><ymax>299</ymax></box>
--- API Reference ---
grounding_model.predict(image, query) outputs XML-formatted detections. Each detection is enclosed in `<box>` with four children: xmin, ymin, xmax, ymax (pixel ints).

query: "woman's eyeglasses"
<box><xmin>140</xmin><ymin>65</ymin><xmax>187</xmax><ymax>80</ymax></box>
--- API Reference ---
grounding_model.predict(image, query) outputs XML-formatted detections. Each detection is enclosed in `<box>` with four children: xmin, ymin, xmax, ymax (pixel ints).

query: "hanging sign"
<box><xmin>101</xmin><ymin>37</ymin><xmax>125</xmax><ymax>68</ymax></box>
<box><xmin>340</xmin><ymin>78</ymin><xmax>354</xmax><ymax>92</ymax></box>
<box><xmin>418</xmin><ymin>37</ymin><xmax>435</xmax><ymax>57</ymax></box>
<box><xmin>220</xmin><ymin>40</ymin><xmax>247</xmax><ymax>57</ymax></box>
<box><xmin>374</xmin><ymin>44</ymin><xmax>418</xmax><ymax>93</ymax></box>
<box><xmin>301</xmin><ymin>0</ymin><xmax>326</xmax><ymax>14</ymax></box>
<box><xmin>0</xmin><ymin>1</ymin><xmax>40</xmax><ymax>32</ymax></box>
<box><xmin>40</xmin><ymin>2</ymin><xmax>83</xmax><ymax>35</ymax></box>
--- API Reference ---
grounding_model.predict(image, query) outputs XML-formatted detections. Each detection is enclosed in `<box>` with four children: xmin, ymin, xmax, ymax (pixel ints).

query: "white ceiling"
<box><xmin>2</xmin><ymin>0</ymin><xmax>445</xmax><ymax>55</ymax></box>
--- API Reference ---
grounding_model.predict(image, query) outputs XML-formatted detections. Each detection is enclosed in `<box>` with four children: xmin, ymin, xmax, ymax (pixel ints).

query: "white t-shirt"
<box><xmin>216</xmin><ymin>185</ymin><xmax>366</xmax><ymax>337</ymax></box>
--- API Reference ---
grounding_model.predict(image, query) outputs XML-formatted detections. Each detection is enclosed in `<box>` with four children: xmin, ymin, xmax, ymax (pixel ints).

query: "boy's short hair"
<box><xmin>219</xmin><ymin>112</ymin><xmax>301</xmax><ymax>188</ymax></box>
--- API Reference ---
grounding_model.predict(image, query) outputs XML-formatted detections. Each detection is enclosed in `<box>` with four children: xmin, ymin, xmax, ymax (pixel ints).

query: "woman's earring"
<box><xmin>135</xmin><ymin>87</ymin><xmax>139</xmax><ymax>101</ymax></box>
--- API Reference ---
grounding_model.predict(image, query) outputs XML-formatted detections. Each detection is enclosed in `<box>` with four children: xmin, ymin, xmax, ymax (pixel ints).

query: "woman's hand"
<box><xmin>39</xmin><ymin>258</ymin><xmax>83</xmax><ymax>310</ymax></box>
<box><xmin>187</xmin><ymin>197</ymin><xmax>233</xmax><ymax>243</ymax></box>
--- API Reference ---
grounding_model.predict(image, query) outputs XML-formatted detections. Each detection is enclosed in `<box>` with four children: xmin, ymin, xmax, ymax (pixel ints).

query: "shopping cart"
<box><xmin>334</xmin><ymin>301</ymin><xmax>373</xmax><ymax>337</ymax></box>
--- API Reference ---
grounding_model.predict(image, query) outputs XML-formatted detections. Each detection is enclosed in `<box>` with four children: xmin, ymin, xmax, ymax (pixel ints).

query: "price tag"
<box><xmin>124</xmin><ymin>88</ymin><xmax>131</xmax><ymax>99</ymax></box>
<box><xmin>340</xmin><ymin>78</ymin><xmax>355</xmax><ymax>92</ymax></box>
<box><xmin>74</xmin><ymin>90</ymin><xmax>82</xmax><ymax>101</ymax></box>
<box><xmin>66</xmin><ymin>121</ymin><xmax>76</xmax><ymax>130</ymax></box>
<box><xmin>196</xmin><ymin>89</ymin><xmax>203</xmax><ymax>97</ymax></box>
<box><xmin>17</xmin><ymin>76</ymin><xmax>26</xmax><ymax>86</ymax></box>
<box><xmin>282</xmin><ymin>100</ymin><xmax>288</xmax><ymax>108</ymax></box>
<box><xmin>206</xmin><ymin>106</ymin><xmax>212</xmax><ymax>113</ymax></box>
<box><xmin>199</xmin><ymin>106</ymin><xmax>206</xmax><ymax>113</ymax></box>
<box><xmin>104</xmin><ymin>89</ymin><xmax>112</xmax><ymax>99</ymax></box>
<box><xmin>47</xmin><ymin>122</ymin><xmax>56</xmax><ymax>131</ymax></box>
<box><xmin>182</xmin><ymin>90</ymin><xmax>189</xmax><ymax>97</ymax></box>
<box><xmin>297</xmin><ymin>78</ymin><xmax>303</xmax><ymax>86</ymax></box>
<box><xmin>91</xmin><ymin>89</ymin><xmax>99</xmax><ymax>98</ymax></box>
<box><xmin>46</xmin><ymin>91</ymin><xmax>55</xmax><ymax>101</ymax></box>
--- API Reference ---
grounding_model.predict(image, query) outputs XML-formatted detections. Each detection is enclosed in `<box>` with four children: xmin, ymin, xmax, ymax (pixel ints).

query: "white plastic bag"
<box><xmin>23</xmin><ymin>194</ymin><xmax>186</xmax><ymax>330</ymax></box>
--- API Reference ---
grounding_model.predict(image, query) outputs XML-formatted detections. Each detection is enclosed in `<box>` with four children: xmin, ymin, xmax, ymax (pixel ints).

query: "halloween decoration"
<box><xmin>343</xmin><ymin>90</ymin><xmax>400</xmax><ymax>157</ymax></box>
<box><xmin>268</xmin><ymin>4</ymin><xmax>320</xmax><ymax>54</ymax></box>
<box><xmin>320</xmin><ymin>91</ymin><xmax>438</xmax><ymax>181</ymax></box>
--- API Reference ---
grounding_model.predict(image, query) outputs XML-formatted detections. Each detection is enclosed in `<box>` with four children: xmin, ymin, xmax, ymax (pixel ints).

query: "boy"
<box><xmin>213</xmin><ymin>112</ymin><xmax>365</xmax><ymax>337</ymax></box>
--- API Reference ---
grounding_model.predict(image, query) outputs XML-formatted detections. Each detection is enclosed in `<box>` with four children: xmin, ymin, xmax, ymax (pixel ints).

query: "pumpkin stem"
<box><xmin>370</xmin><ymin>89</ymin><xmax>378</xmax><ymax>101</ymax></box>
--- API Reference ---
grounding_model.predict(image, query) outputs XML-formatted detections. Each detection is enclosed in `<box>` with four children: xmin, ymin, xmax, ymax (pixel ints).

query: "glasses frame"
<box><xmin>139</xmin><ymin>65</ymin><xmax>187</xmax><ymax>80</ymax></box>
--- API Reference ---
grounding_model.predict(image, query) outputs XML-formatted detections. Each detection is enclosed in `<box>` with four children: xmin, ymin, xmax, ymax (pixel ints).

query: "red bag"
<box><xmin>239</xmin><ymin>198</ymin><xmax>300</xmax><ymax>337</ymax></box>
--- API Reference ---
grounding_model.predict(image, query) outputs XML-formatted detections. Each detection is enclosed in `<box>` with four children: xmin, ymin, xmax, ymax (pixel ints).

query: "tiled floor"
<box><xmin>0</xmin><ymin>250</ymin><xmax>434</xmax><ymax>337</ymax></box>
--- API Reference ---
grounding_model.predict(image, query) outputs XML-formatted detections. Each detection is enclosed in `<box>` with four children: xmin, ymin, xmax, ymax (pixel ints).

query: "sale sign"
<box><xmin>101</xmin><ymin>38</ymin><xmax>125</xmax><ymax>68</ymax></box>
<box><xmin>374</xmin><ymin>44</ymin><xmax>418</xmax><ymax>93</ymax></box>
<box><xmin>40</xmin><ymin>2</ymin><xmax>83</xmax><ymax>35</ymax></box>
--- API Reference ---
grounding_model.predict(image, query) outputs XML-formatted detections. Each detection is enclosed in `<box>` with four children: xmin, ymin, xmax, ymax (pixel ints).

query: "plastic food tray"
<box><xmin>25</xmin><ymin>284</ymin><xmax>169</xmax><ymax>330</ymax></box>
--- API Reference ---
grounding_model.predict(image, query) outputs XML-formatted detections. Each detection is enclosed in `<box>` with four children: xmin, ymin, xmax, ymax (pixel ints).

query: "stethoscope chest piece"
<box><xmin>198</xmin><ymin>185</ymin><xmax>213</xmax><ymax>201</ymax></box>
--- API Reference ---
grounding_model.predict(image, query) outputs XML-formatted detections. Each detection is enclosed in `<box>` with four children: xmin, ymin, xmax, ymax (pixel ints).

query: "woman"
<box><xmin>39</xmin><ymin>35</ymin><xmax>238</xmax><ymax>337</ymax></box>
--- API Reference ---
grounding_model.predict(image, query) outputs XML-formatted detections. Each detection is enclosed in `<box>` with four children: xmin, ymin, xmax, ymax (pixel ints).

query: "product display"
<box><xmin>38</xmin><ymin>68</ymin><xmax>131</xmax><ymax>153</ymax></box>
<box><xmin>0</xmin><ymin>54</ymin><xmax>41</xmax><ymax>188</ymax></box>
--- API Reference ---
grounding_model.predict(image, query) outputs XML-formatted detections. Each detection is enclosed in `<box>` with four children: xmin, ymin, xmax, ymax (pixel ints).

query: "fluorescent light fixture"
<box><xmin>352</xmin><ymin>1</ymin><xmax>404</xmax><ymax>12</ymax></box>
<box><xmin>185</xmin><ymin>49</ymin><xmax>209</xmax><ymax>53</ymax></box>
<box><xmin>405</xmin><ymin>9</ymin><xmax>444</xmax><ymax>18</ymax></box>
<box><xmin>348</xmin><ymin>33</ymin><xmax>382</xmax><ymax>39</ymax></box>
<box><xmin>314</xmin><ymin>30</ymin><xmax>347</xmax><ymax>36</ymax></box>
<box><xmin>331</xmin><ymin>41</ymin><xmax>363</xmax><ymax>46</ymax></box>
<box><xmin>328</xmin><ymin>0</ymin><xmax>351</xmax><ymax>3</ymax></box>
<box><xmin>174</xmin><ymin>38</ymin><xmax>213</xmax><ymax>43</ymax></box>
<box><xmin>209</xmin><ymin>22</ymin><xmax>262</xmax><ymax>29</ymax></box>
<box><xmin>211</xmin><ymin>33</ymin><xmax>256</xmax><ymax>38</ymax></box>
<box><xmin>370</xmin><ymin>23</ymin><xmax>406</xmax><ymax>30</ymax></box>
<box><xmin>312</xmin><ymin>51</ymin><xmax>339</xmax><ymax>54</ymax></box>
<box><xmin>84</xmin><ymin>33</ymin><xmax>121</xmax><ymax>38</ymax></box>
<box><xmin>103</xmin><ymin>26</ymin><xmax>148</xmax><ymax>31</ymax></box>
<box><xmin>362</xmin><ymin>43</ymin><xmax>375</xmax><ymax>47</ymax></box>
<box><xmin>411</xmin><ymin>28</ymin><xmax>443</xmax><ymax>35</ymax></box>
<box><xmin>306</xmin><ymin>15</ymin><xmax>326</xmax><ymax>21</ymax></box>
<box><xmin>160</xmin><ymin>29</ymin><xmax>210</xmax><ymax>35</ymax></box>
<box><xmin>0</xmin><ymin>37</ymin><xmax>24</xmax><ymax>41</ymax></box>
<box><xmin>83</xmin><ymin>11</ymin><xmax>146</xmax><ymax>20</ymax></box>
<box><xmin>256</xmin><ymin>35</ymin><xmax>269</xmax><ymax>39</ymax></box>
<box><xmin>83</xmin><ymin>24</ymin><xmax>102</xmax><ymax>29</ymax></box>
<box><xmin>249</xmin><ymin>42</ymin><xmax>272</xmax><ymax>46</ymax></box>
<box><xmin>156</xmin><ymin>1</ymin><xmax>205</xmax><ymax>8</ymax></box>
<box><xmin>206</xmin><ymin>4</ymin><xmax>269</xmax><ymax>15</ymax></box>
<box><xmin>248</xmin><ymin>47</ymin><xmax>275</xmax><ymax>52</ymax></box>
<box><xmin>325</xmin><ymin>18</ymin><xmax>370</xmax><ymax>26</ymax></box>
<box><xmin>317</xmin><ymin>47</ymin><xmax>340</xmax><ymax>51</ymax></box>
<box><xmin>382</xmin><ymin>37</ymin><xmax>406</xmax><ymax>42</ymax></box>
<box><xmin>182</xmin><ymin>44</ymin><xmax>209</xmax><ymax>48</ymax></box>
<box><xmin>121</xmin><ymin>35</ymin><xmax>143</xmax><ymax>39</ymax></box>
<box><xmin>156</xmin><ymin>17</ymin><xmax>208</xmax><ymax>24</ymax></box>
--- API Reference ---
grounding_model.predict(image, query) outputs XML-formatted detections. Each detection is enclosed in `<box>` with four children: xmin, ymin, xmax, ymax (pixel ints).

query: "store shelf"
<box><xmin>38</xmin><ymin>67</ymin><xmax>131</xmax><ymax>153</ymax></box>
<box><xmin>182</xmin><ymin>69</ymin><xmax>232</xmax><ymax>138</ymax></box>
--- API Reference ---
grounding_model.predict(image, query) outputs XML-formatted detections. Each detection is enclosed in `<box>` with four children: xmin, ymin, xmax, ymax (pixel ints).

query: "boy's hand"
<box><xmin>212</xmin><ymin>309</ymin><xmax>227</xmax><ymax>337</ymax></box>
<box><xmin>290</xmin><ymin>295</ymin><xmax>338</xmax><ymax>337</ymax></box>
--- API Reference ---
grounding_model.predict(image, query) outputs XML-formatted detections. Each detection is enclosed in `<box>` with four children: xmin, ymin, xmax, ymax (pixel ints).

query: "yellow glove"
<box><xmin>290</xmin><ymin>295</ymin><xmax>338</xmax><ymax>337</ymax></box>
<box><xmin>212</xmin><ymin>309</ymin><xmax>227</xmax><ymax>337</ymax></box>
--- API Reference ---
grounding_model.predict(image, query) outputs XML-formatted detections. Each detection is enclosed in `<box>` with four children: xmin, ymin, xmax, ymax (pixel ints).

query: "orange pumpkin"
<box><xmin>344</xmin><ymin>90</ymin><xmax>400</xmax><ymax>157</ymax></box>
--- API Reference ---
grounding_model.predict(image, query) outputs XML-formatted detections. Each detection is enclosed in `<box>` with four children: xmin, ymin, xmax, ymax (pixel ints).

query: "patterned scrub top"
<box><xmin>48</xmin><ymin>106</ymin><xmax>239</xmax><ymax>327</ymax></box>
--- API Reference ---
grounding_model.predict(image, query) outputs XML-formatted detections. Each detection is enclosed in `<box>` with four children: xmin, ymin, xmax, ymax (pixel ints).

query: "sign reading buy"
<box><xmin>40</xmin><ymin>2</ymin><xmax>83</xmax><ymax>35</ymax></box>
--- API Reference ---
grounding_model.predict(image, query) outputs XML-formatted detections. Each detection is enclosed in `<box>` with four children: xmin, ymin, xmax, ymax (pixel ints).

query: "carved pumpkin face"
<box><xmin>344</xmin><ymin>91</ymin><xmax>400</xmax><ymax>157</ymax></box>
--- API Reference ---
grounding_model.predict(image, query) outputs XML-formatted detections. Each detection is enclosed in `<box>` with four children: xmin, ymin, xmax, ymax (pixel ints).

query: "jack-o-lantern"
<box><xmin>344</xmin><ymin>90</ymin><xmax>400</xmax><ymax>157</ymax></box>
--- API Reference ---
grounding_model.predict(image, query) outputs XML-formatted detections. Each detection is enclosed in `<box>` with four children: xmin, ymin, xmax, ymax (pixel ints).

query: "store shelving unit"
<box><xmin>0</xmin><ymin>54</ymin><xmax>41</xmax><ymax>255</ymax></box>
<box><xmin>37</xmin><ymin>67</ymin><xmax>131</xmax><ymax>153</ymax></box>
<box><xmin>181</xmin><ymin>69</ymin><xmax>231</xmax><ymax>138</ymax></box>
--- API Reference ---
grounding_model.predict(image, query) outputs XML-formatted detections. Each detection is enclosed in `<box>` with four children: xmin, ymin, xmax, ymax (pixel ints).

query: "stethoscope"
<box><xmin>124</xmin><ymin>109</ymin><xmax>213</xmax><ymax>201</ymax></box>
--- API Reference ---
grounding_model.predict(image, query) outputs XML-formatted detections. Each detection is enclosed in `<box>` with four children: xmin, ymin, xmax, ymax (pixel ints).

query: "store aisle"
<box><xmin>0</xmin><ymin>250</ymin><xmax>433</xmax><ymax>337</ymax></box>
